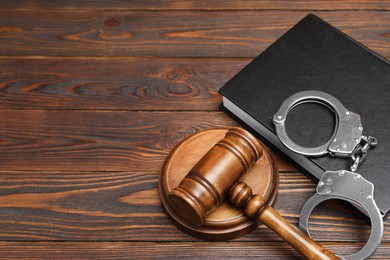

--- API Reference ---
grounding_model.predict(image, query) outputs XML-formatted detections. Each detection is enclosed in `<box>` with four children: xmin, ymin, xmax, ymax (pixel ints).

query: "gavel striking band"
<box><xmin>168</xmin><ymin>127</ymin><xmax>263</xmax><ymax>226</ymax></box>
<box><xmin>168</xmin><ymin>127</ymin><xmax>338</xmax><ymax>260</ymax></box>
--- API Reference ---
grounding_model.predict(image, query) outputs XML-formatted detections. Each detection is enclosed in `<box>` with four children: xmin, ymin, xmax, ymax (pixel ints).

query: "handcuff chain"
<box><xmin>350</xmin><ymin>135</ymin><xmax>378</xmax><ymax>172</ymax></box>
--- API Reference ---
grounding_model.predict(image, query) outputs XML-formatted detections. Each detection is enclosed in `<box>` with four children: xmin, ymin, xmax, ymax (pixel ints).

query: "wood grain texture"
<box><xmin>0</xmin><ymin>11</ymin><xmax>390</xmax><ymax>57</ymax></box>
<box><xmin>0</xmin><ymin>170</ymin><xmax>388</xmax><ymax>242</ymax></box>
<box><xmin>0</xmin><ymin>58</ymin><xmax>248</xmax><ymax>110</ymax></box>
<box><xmin>230</xmin><ymin>183</ymin><xmax>338</xmax><ymax>259</ymax></box>
<box><xmin>1</xmin><ymin>241</ymin><xmax>390</xmax><ymax>259</ymax></box>
<box><xmin>0</xmin><ymin>1</ymin><xmax>389</xmax><ymax>258</ymax></box>
<box><xmin>2</xmin><ymin>1</ymin><xmax>390</xmax><ymax>11</ymax></box>
<box><xmin>161</xmin><ymin>128</ymin><xmax>278</xmax><ymax>241</ymax></box>
<box><xmin>166</xmin><ymin>128</ymin><xmax>264</xmax><ymax>226</ymax></box>
<box><xmin>0</xmin><ymin>110</ymin><xmax>293</xmax><ymax>172</ymax></box>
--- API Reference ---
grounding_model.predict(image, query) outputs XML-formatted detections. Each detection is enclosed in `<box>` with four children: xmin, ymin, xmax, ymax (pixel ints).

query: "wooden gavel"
<box><xmin>168</xmin><ymin>128</ymin><xmax>338</xmax><ymax>260</ymax></box>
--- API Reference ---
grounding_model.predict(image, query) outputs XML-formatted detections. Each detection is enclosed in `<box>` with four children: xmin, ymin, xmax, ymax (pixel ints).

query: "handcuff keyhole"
<box><xmin>285</xmin><ymin>102</ymin><xmax>335</xmax><ymax>148</ymax></box>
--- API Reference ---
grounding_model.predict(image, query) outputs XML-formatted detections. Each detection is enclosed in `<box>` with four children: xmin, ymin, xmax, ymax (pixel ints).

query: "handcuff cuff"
<box><xmin>273</xmin><ymin>91</ymin><xmax>383</xmax><ymax>260</ymax></box>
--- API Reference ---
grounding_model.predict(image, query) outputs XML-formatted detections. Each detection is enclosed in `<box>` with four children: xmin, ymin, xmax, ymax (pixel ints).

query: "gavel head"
<box><xmin>168</xmin><ymin>128</ymin><xmax>263</xmax><ymax>226</ymax></box>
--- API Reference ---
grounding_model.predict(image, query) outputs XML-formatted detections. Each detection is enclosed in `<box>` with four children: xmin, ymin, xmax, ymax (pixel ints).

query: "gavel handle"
<box><xmin>230</xmin><ymin>183</ymin><xmax>338</xmax><ymax>259</ymax></box>
<box><xmin>258</xmin><ymin>206</ymin><xmax>338</xmax><ymax>260</ymax></box>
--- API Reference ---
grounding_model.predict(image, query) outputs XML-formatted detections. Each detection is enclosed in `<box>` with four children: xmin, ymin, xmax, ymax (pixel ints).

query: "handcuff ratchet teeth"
<box><xmin>273</xmin><ymin>90</ymin><xmax>383</xmax><ymax>259</ymax></box>
<box><xmin>273</xmin><ymin>90</ymin><xmax>377</xmax><ymax>172</ymax></box>
<box><xmin>299</xmin><ymin>170</ymin><xmax>383</xmax><ymax>260</ymax></box>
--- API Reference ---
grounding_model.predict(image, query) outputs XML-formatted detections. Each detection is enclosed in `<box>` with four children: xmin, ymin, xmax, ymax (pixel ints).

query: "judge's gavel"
<box><xmin>168</xmin><ymin>128</ymin><xmax>338</xmax><ymax>260</ymax></box>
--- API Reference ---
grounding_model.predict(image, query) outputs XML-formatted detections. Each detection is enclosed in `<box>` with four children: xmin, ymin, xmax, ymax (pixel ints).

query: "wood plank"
<box><xmin>0</xmin><ymin>11</ymin><xmax>390</xmax><ymax>57</ymax></box>
<box><xmin>0</xmin><ymin>57</ymin><xmax>248</xmax><ymax>110</ymax></box>
<box><xmin>3</xmin><ymin>56</ymin><xmax>390</xmax><ymax>111</ymax></box>
<box><xmin>0</xmin><ymin>170</ymin><xmax>388</xmax><ymax>242</ymax></box>
<box><xmin>1</xmin><ymin>241</ymin><xmax>390</xmax><ymax>259</ymax></box>
<box><xmin>0</xmin><ymin>110</ymin><xmax>293</xmax><ymax>172</ymax></box>
<box><xmin>2</xmin><ymin>1</ymin><xmax>390</xmax><ymax>11</ymax></box>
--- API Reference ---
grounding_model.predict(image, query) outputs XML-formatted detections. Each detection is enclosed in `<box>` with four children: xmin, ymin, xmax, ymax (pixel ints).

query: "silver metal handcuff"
<box><xmin>273</xmin><ymin>90</ymin><xmax>383</xmax><ymax>260</ymax></box>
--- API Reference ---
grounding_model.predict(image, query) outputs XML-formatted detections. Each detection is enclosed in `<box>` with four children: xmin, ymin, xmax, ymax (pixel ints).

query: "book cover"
<box><xmin>219</xmin><ymin>14</ymin><xmax>390</xmax><ymax>218</ymax></box>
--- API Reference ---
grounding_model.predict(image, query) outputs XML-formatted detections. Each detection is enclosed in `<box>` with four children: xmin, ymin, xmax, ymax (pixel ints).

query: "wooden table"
<box><xmin>0</xmin><ymin>1</ymin><xmax>389</xmax><ymax>258</ymax></box>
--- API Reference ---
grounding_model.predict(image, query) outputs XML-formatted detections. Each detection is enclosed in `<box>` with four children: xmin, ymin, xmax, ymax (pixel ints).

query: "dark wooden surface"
<box><xmin>0</xmin><ymin>1</ymin><xmax>389</xmax><ymax>259</ymax></box>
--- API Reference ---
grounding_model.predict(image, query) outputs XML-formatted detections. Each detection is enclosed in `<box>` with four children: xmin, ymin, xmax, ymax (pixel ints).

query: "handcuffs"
<box><xmin>273</xmin><ymin>91</ymin><xmax>383</xmax><ymax>260</ymax></box>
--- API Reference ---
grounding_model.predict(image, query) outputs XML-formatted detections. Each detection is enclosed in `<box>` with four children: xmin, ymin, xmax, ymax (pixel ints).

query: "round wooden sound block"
<box><xmin>158</xmin><ymin>128</ymin><xmax>279</xmax><ymax>241</ymax></box>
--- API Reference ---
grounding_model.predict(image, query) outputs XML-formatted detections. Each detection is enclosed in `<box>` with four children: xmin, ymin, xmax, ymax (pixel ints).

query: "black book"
<box><xmin>219</xmin><ymin>14</ymin><xmax>390</xmax><ymax>218</ymax></box>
